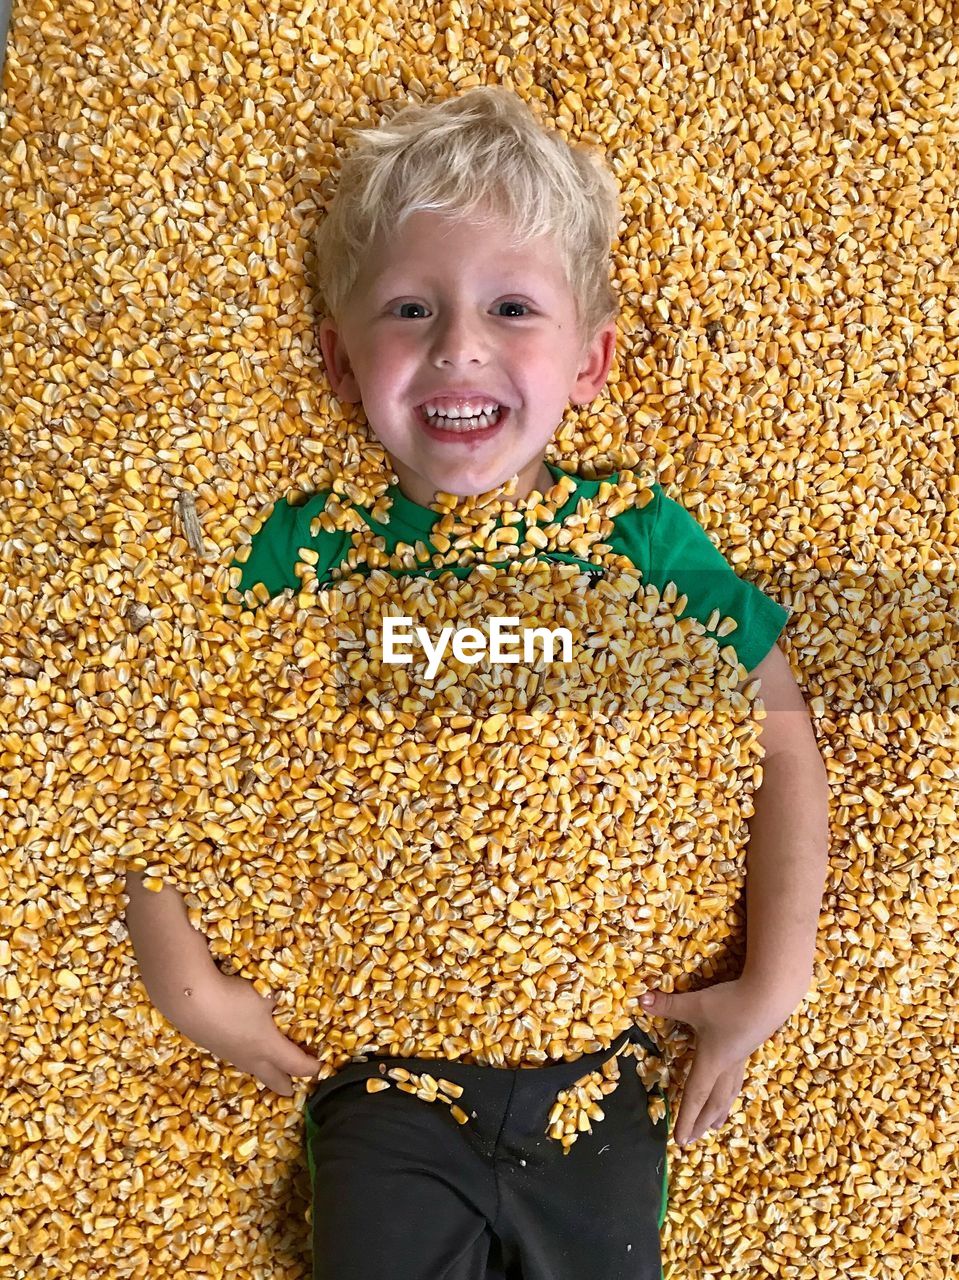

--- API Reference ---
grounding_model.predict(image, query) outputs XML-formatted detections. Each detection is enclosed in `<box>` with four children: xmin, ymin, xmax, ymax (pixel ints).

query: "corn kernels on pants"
<box><xmin>305</xmin><ymin>1023</ymin><xmax>670</xmax><ymax>1280</ymax></box>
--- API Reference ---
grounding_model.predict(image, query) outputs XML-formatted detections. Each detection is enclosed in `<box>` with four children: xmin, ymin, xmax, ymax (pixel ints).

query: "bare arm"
<box><xmin>123</xmin><ymin>871</ymin><xmax>323</xmax><ymax>1095</ymax></box>
<box><xmin>123</xmin><ymin>872</ymin><xmax>224</xmax><ymax>1021</ymax></box>
<box><xmin>736</xmin><ymin>644</ymin><xmax>830</xmax><ymax>1007</ymax></box>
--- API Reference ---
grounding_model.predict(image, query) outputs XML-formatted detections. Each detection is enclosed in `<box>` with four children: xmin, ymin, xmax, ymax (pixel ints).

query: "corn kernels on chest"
<box><xmin>131</xmin><ymin>538</ymin><xmax>768</xmax><ymax>1084</ymax></box>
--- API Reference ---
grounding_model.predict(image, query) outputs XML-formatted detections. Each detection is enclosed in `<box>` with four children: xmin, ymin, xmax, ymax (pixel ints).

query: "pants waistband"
<box><xmin>307</xmin><ymin>1023</ymin><xmax>664</xmax><ymax>1117</ymax></box>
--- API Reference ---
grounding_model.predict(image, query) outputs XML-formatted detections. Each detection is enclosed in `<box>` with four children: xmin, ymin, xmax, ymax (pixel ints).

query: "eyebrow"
<box><xmin>371</xmin><ymin>272</ymin><xmax>550</xmax><ymax>294</ymax></box>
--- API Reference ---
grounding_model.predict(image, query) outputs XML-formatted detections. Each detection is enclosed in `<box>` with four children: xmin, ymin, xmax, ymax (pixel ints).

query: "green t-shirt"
<box><xmin>224</xmin><ymin>460</ymin><xmax>790</xmax><ymax>673</ymax></box>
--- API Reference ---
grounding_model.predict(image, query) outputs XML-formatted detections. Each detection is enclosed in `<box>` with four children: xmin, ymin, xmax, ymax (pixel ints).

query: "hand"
<box><xmin>640</xmin><ymin>977</ymin><xmax>801</xmax><ymax>1148</ymax></box>
<box><xmin>176</xmin><ymin>971</ymin><xmax>323</xmax><ymax>1097</ymax></box>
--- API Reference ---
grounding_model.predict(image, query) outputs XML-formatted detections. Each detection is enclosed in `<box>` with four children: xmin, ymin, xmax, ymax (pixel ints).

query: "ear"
<box><xmin>569</xmin><ymin>321</ymin><xmax>617</xmax><ymax>405</ymax></box>
<box><xmin>318</xmin><ymin>315</ymin><xmax>363</xmax><ymax>405</ymax></box>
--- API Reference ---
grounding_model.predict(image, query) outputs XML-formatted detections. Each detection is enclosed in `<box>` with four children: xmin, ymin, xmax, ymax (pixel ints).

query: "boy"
<box><xmin>125</xmin><ymin>87</ymin><xmax>830</xmax><ymax>1279</ymax></box>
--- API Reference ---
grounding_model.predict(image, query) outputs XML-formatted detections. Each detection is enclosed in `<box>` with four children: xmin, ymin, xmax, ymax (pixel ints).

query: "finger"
<box><xmin>677</xmin><ymin>1067</ymin><xmax>743</xmax><ymax>1145</ymax></box>
<box><xmin>674</xmin><ymin>1077</ymin><xmax>713</xmax><ymax>1147</ymax></box>
<box><xmin>260</xmin><ymin>1002</ymin><xmax>319</xmax><ymax>1066</ymax></box>
<box><xmin>290</xmin><ymin>1054</ymin><xmax>325</xmax><ymax>1078</ymax></box>
<box><xmin>690</xmin><ymin>1100</ymin><xmax>736</xmax><ymax>1142</ymax></box>
<box><xmin>702</xmin><ymin>1104</ymin><xmax>734</xmax><ymax>1134</ymax></box>
<box><xmin>673</xmin><ymin>1103</ymin><xmax>699</xmax><ymax>1147</ymax></box>
<box><xmin>701</xmin><ymin>1065</ymin><xmax>746</xmax><ymax>1133</ymax></box>
<box><xmin>273</xmin><ymin>1035</ymin><xmax>324</xmax><ymax>1077</ymax></box>
<box><xmin>256</xmin><ymin>1062</ymin><xmax>294</xmax><ymax>1097</ymax></box>
<box><xmin>706</xmin><ymin>1077</ymin><xmax>746</xmax><ymax>1134</ymax></box>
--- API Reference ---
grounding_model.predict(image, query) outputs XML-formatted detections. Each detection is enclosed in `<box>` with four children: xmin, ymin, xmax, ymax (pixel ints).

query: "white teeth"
<box><xmin>424</xmin><ymin>407</ymin><xmax>501</xmax><ymax>430</ymax></box>
<box><xmin>423</xmin><ymin>405</ymin><xmax>500</xmax><ymax>419</ymax></box>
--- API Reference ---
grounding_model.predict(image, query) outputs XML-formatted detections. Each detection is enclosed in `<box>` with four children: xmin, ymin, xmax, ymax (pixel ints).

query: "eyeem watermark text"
<box><xmin>382</xmin><ymin>616</ymin><xmax>572</xmax><ymax>679</ymax></box>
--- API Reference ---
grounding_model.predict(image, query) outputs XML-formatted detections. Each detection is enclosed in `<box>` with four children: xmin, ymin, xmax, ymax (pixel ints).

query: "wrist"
<box><xmin>737</xmin><ymin>969</ymin><xmax>812</xmax><ymax>1016</ymax></box>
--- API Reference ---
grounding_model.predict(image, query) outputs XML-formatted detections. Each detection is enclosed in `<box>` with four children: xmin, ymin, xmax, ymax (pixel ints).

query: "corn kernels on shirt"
<box><xmin>225</xmin><ymin>461</ymin><xmax>790</xmax><ymax>674</ymax></box>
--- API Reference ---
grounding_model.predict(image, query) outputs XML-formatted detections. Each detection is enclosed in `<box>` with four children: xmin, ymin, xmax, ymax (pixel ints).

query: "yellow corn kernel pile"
<box><xmin>1</xmin><ymin>2</ymin><xmax>957</xmax><ymax>1279</ymax></box>
<box><xmin>117</xmin><ymin>467</ymin><xmax>770</xmax><ymax>1089</ymax></box>
<box><xmin>137</xmin><ymin>472</ymin><xmax>769</xmax><ymax>1067</ymax></box>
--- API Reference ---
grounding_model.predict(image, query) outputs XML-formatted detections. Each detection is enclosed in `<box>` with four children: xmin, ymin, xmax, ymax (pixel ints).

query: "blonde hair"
<box><xmin>313</xmin><ymin>86</ymin><xmax>622</xmax><ymax>349</ymax></box>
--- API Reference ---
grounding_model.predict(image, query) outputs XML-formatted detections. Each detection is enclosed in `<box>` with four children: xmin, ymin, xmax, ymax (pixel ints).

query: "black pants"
<box><xmin>305</xmin><ymin>1022</ymin><xmax>670</xmax><ymax>1280</ymax></box>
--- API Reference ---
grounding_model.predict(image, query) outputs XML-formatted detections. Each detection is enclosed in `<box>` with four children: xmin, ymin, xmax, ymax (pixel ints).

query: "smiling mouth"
<box><xmin>419</xmin><ymin>406</ymin><xmax>504</xmax><ymax>430</ymax></box>
<box><xmin>417</xmin><ymin>405</ymin><xmax>508</xmax><ymax>435</ymax></box>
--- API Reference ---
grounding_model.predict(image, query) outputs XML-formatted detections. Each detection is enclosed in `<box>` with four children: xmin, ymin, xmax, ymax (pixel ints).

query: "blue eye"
<box><xmin>393</xmin><ymin>300</ymin><xmax>530</xmax><ymax>319</ymax></box>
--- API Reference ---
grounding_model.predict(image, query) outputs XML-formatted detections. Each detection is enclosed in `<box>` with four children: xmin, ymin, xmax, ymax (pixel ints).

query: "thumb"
<box><xmin>276</xmin><ymin>1036</ymin><xmax>325</xmax><ymax>1078</ymax></box>
<box><xmin>261</xmin><ymin>993</ymin><xmax>323</xmax><ymax>1077</ymax></box>
<box><xmin>641</xmin><ymin>988</ymin><xmax>692</xmax><ymax>1025</ymax></box>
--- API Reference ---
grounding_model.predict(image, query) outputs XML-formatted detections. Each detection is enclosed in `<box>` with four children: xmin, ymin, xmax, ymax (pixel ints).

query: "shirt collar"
<box><xmin>379</xmin><ymin>460</ymin><xmax>580</xmax><ymax>539</ymax></box>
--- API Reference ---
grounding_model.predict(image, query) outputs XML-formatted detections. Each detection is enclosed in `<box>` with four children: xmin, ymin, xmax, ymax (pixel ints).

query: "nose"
<box><xmin>430</xmin><ymin>307</ymin><xmax>490</xmax><ymax>366</ymax></box>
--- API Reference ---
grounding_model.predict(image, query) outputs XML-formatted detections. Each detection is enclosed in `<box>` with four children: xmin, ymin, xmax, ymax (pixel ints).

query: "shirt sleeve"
<box><xmin>643</xmin><ymin>484</ymin><xmax>791</xmax><ymax>674</ymax></box>
<box><xmin>224</xmin><ymin>496</ymin><xmax>307</xmax><ymax>607</ymax></box>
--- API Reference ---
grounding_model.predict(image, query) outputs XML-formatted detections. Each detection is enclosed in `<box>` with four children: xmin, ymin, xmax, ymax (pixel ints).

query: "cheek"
<box><xmin>367</xmin><ymin>339</ymin><xmax>420</xmax><ymax>381</ymax></box>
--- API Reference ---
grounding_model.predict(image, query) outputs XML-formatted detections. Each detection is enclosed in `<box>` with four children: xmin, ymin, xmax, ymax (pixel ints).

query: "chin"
<box><xmin>447</xmin><ymin>472</ymin><xmax>522</xmax><ymax>497</ymax></box>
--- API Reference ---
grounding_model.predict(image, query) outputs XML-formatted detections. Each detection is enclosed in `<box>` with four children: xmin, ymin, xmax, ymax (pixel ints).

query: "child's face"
<box><xmin>318</xmin><ymin>208</ymin><xmax>616</xmax><ymax>507</ymax></box>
